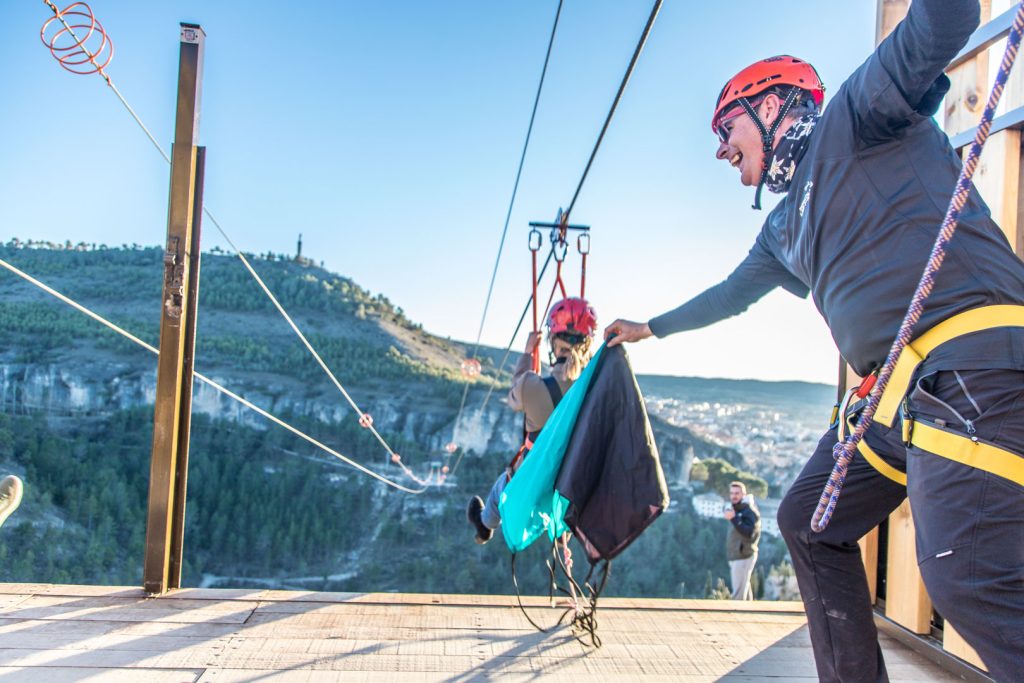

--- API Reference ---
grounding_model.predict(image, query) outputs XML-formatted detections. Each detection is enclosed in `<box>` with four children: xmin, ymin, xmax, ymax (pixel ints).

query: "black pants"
<box><xmin>778</xmin><ymin>368</ymin><xmax>1024</xmax><ymax>683</ymax></box>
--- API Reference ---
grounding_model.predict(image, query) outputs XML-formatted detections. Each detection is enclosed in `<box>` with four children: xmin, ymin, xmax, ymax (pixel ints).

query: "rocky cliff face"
<box><xmin>0</xmin><ymin>359</ymin><xmax>729</xmax><ymax>485</ymax></box>
<box><xmin>0</xmin><ymin>359</ymin><xmax>518</xmax><ymax>452</ymax></box>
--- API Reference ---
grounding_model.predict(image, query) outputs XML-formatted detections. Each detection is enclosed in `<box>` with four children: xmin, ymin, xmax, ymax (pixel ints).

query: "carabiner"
<box><xmin>836</xmin><ymin>388</ymin><xmax>856</xmax><ymax>442</ymax></box>
<box><xmin>528</xmin><ymin>228</ymin><xmax>542</xmax><ymax>252</ymax></box>
<box><xmin>577</xmin><ymin>232</ymin><xmax>590</xmax><ymax>255</ymax></box>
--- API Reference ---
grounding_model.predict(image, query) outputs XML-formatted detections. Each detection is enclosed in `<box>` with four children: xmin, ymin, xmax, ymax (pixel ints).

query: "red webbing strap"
<box><xmin>531</xmin><ymin>243</ymin><xmax>541</xmax><ymax>373</ymax></box>
<box><xmin>578</xmin><ymin>232</ymin><xmax>590</xmax><ymax>298</ymax></box>
<box><xmin>580</xmin><ymin>252</ymin><xmax>587</xmax><ymax>298</ymax></box>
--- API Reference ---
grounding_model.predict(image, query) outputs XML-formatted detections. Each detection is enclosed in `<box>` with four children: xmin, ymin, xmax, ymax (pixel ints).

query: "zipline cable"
<box><xmin>446</xmin><ymin>251</ymin><xmax>554</xmax><ymax>475</ymax></box>
<box><xmin>449</xmin><ymin>0</ymin><xmax>564</xmax><ymax>457</ymax></box>
<box><xmin>564</xmin><ymin>0</ymin><xmax>662</xmax><ymax>221</ymax></box>
<box><xmin>38</xmin><ymin>1</ymin><xmax>430</xmax><ymax>483</ymax></box>
<box><xmin>448</xmin><ymin>0</ymin><xmax>663</xmax><ymax>473</ymax></box>
<box><xmin>465</xmin><ymin>0</ymin><xmax>563</xmax><ymax>362</ymax></box>
<box><xmin>0</xmin><ymin>254</ymin><xmax>428</xmax><ymax>495</ymax></box>
<box><xmin>811</xmin><ymin>0</ymin><xmax>1024</xmax><ymax>531</ymax></box>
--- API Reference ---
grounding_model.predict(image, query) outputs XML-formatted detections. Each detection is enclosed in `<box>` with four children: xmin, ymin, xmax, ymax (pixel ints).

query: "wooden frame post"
<box><xmin>854</xmin><ymin>0</ymin><xmax>913</xmax><ymax>599</ymax></box>
<box><xmin>875</xmin><ymin>0</ymin><xmax>911</xmax><ymax>44</ymax></box>
<box><xmin>143</xmin><ymin>23</ymin><xmax>206</xmax><ymax>595</ymax></box>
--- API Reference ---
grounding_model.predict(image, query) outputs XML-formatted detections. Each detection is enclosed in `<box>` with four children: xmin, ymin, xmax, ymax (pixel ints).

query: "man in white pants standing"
<box><xmin>725</xmin><ymin>481</ymin><xmax>760</xmax><ymax>600</ymax></box>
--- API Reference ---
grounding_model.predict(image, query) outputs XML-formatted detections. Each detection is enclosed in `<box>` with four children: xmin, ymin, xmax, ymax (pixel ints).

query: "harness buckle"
<box><xmin>901</xmin><ymin>401</ymin><xmax>914</xmax><ymax>447</ymax></box>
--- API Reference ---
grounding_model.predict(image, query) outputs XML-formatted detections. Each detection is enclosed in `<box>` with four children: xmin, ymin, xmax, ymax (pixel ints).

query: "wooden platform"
<box><xmin>0</xmin><ymin>584</ymin><xmax>961</xmax><ymax>682</ymax></box>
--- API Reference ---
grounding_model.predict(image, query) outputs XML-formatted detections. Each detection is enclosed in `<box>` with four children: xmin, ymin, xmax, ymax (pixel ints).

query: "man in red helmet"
<box><xmin>467</xmin><ymin>297</ymin><xmax>597</xmax><ymax>544</ymax></box>
<box><xmin>606</xmin><ymin>1</ymin><xmax>1024</xmax><ymax>681</ymax></box>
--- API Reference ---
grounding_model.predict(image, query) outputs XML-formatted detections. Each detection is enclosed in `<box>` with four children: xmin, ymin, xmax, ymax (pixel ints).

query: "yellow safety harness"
<box><xmin>835</xmin><ymin>305</ymin><xmax>1024</xmax><ymax>487</ymax></box>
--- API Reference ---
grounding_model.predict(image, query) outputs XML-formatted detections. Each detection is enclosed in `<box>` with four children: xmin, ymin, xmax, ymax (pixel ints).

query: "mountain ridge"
<box><xmin>0</xmin><ymin>241</ymin><xmax>811</xmax><ymax>599</ymax></box>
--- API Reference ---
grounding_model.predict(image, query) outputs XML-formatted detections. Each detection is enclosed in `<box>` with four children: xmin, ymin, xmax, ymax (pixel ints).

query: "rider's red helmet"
<box><xmin>547</xmin><ymin>297</ymin><xmax>597</xmax><ymax>340</ymax></box>
<box><xmin>711</xmin><ymin>55</ymin><xmax>825</xmax><ymax>133</ymax></box>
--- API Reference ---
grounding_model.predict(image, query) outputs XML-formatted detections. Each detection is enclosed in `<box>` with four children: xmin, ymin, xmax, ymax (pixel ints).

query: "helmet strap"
<box><xmin>738</xmin><ymin>88</ymin><xmax>801</xmax><ymax>210</ymax></box>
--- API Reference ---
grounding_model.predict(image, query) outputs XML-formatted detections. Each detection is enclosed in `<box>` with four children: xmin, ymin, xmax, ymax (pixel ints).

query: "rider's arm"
<box><xmin>507</xmin><ymin>350</ymin><xmax>536</xmax><ymax>412</ymax></box>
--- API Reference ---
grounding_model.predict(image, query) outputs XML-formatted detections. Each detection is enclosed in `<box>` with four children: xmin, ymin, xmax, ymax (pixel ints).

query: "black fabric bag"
<box><xmin>555</xmin><ymin>345</ymin><xmax>670</xmax><ymax>563</ymax></box>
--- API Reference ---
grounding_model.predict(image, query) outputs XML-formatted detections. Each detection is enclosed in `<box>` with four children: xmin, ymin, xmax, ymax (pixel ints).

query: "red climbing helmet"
<box><xmin>547</xmin><ymin>297</ymin><xmax>597</xmax><ymax>340</ymax></box>
<box><xmin>711</xmin><ymin>55</ymin><xmax>825</xmax><ymax>133</ymax></box>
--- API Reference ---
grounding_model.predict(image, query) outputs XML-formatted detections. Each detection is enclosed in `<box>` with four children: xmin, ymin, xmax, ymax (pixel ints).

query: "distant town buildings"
<box><xmin>646</xmin><ymin>394</ymin><xmax>826</xmax><ymax>496</ymax></box>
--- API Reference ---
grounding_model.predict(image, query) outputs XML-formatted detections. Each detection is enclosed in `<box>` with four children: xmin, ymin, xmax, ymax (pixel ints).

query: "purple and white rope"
<box><xmin>811</xmin><ymin>1</ymin><xmax>1024</xmax><ymax>532</ymax></box>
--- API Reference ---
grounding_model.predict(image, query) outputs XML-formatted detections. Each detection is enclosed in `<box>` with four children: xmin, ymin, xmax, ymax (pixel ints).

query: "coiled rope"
<box><xmin>811</xmin><ymin>1</ymin><xmax>1024</xmax><ymax>532</ymax></box>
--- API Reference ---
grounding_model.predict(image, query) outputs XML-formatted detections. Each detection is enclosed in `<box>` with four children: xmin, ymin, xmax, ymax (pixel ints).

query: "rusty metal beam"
<box><xmin>167</xmin><ymin>145</ymin><xmax>205</xmax><ymax>588</ymax></box>
<box><xmin>144</xmin><ymin>22</ymin><xmax>206</xmax><ymax>595</ymax></box>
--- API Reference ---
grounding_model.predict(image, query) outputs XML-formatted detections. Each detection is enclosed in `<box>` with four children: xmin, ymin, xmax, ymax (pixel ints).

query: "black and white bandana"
<box><xmin>765</xmin><ymin>113</ymin><xmax>819</xmax><ymax>194</ymax></box>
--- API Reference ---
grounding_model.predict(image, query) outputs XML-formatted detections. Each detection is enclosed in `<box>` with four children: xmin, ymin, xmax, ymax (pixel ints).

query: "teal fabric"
<box><xmin>499</xmin><ymin>343</ymin><xmax>606</xmax><ymax>553</ymax></box>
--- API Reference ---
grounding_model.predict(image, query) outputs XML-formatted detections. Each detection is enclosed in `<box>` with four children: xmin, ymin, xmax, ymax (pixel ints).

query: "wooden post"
<box><xmin>875</xmin><ymin>0</ymin><xmax>910</xmax><ymax>44</ymax></box>
<box><xmin>943</xmin><ymin>623</ymin><xmax>988</xmax><ymax>671</ymax></box>
<box><xmin>858</xmin><ymin>527</ymin><xmax>880</xmax><ymax>604</ymax></box>
<box><xmin>167</xmin><ymin>146</ymin><xmax>205</xmax><ymax>587</ymax></box>
<box><xmin>945</xmin><ymin>1</ymin><xmax>992</xmax><ymax>138</ymax></box>
<box><xmin>939</xmin><ymin>3</ymin><xmax>1017</xmax><ymax>667</ymax></box>
<box><xmin>143</xmin><ymin>23</ymin><xmax>206</xmax><ymax>595</ymax></box>
<box><xmin>884</xmin><ymin>500</ymin><xmax>932</xmax><ymax>633</ymax></box>
<box><xmin>944</xmin><ymin>2</ymin><xmax>1022</xmax><ymax>248</ymax></box>
<box><xmin>853</xmin><ymin>0</ymin><xmax>914</xmax><ymax>603</ymax></box>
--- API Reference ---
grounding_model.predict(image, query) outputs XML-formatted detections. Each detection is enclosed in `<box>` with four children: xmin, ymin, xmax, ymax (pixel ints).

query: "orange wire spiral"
<box><xmin>40</xmin><ymin>2</ymin><xmax>114</xmax><ymax>77</ymax></box>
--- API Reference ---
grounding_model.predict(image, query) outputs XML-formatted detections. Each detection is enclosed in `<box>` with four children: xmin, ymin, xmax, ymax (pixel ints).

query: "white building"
<box><xmin>692</xmin><ymin>492</ymin><xmax>782</xmax><ymax>538</ymax></box>
<box><xmin>693</xmin><ymin>492</ymin><xmax>727</xmax><ymax>518</ymax></box>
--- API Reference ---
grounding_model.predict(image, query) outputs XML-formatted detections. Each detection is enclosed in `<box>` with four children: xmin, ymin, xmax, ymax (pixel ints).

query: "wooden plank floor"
<box><xmin>0</xmin><ymin>584</ymin><xmax>960</xmax><ymax>682</ymax></box>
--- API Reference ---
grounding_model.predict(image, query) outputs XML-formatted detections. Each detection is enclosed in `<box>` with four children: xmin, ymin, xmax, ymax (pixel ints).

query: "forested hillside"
<box><xmin>0</xmin><ymin>243</ymin><xmax>797</xmax><ymax>600</ymax></box>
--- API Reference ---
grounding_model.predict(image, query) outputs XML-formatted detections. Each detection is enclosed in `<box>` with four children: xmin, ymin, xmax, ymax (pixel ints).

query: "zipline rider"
<box><xmin>467</xmin><ymin>297</ymin><xmax>598</xmax><ymax>544</ymax></box>
<box><xmin>606</xmin><ymin>1</ymin><xmax>1024</xmax><ymax>681</ymax></box>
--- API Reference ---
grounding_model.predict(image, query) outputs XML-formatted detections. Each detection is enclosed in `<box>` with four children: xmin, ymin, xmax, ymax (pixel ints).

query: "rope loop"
<box><xmin>358</xmin><ymin>413</ymin><xmax>374</xmax><ymax>429</ymax></box>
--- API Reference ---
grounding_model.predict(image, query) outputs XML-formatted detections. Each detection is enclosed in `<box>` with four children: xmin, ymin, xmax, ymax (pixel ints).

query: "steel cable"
<box><xmin>448</xmin><ymin>0</ymin><xmax>663</xmax><ymax>475</ymax></box>
<box><xmin>0</xmin><ymin>255</ymin><xmax>427</xmax><ymax>494</ymax></box>
<box><xmin>448</xmin><ymin>0</ymin><xmax>564</xmax><ymax>465</ymax></box>
<box><xmin>37</xmin><ymin>1</ymin><xmax>429</xmax><ymax>484</ymax></box>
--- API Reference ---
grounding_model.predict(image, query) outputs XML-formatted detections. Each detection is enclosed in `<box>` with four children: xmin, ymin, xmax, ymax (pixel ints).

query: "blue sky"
<box><xmin>2</xmin><ymin>1</ymin><xmax>890</xmax><ymax>384</ymax></box>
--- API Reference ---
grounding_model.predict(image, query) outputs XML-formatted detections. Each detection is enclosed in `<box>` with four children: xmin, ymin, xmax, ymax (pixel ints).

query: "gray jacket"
<box><xmin>727</xmin><ymin>499</ymin><xmax>761</xmax><ymax>561</ymax></box>
<box><xmin>650</xmin><ymin>0</ymin><xmax>1024</xmax><ymax>377</ymax></box>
